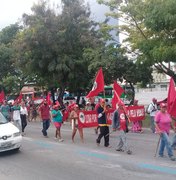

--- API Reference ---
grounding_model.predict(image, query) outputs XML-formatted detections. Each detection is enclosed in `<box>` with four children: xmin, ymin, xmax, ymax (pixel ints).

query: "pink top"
<box><xmin>155</xmin><ymin>111</ymin><xmax>172</xmax><ymax>134</ymax></box>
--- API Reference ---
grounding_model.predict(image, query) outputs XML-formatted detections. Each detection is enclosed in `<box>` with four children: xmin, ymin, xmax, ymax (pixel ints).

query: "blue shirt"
<box><xmin>52</xmin><ymin>109</ymin><xmax>62</xmax><ymax>123</ymax></box>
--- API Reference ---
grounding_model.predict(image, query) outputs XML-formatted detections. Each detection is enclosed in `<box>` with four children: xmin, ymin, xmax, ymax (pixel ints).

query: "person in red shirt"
<box><xmin>112</xmin><ymin>104</ymin><xmax>132</xmax><ymax>154</ymax></box>
<box><xmin>39</xmin><ymin>99</ymin><xmax>51</xmax><ymax>137</ymax></box>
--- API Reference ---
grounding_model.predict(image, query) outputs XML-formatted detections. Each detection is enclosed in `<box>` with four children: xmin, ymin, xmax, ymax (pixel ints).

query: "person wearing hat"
<box><xmin>154</xmin><ymin>103</ymin><xmax>176</xmax><ymax>161</ymax></box>
<box><xmin>96</xmin><ymin>98</ymin><xmax>110</xmax><ymax>147</ymax></box>
<box><xmin>39</xmin><ymin>99</ymin><xmax>51</xmax><ymax>137</ymax></box>
<box><xmin>112</xmin><ymin>103</ymin><xmax>132</xmax><ymax>154</ymax></box>
<box><xmin>51</xmin><ymin>104</ymin><xmax>64</xmax><ymax>142</ymax></box>
<box><xmin>85</xmin><ymin>101</ymin><xmax>92</xmax><ymax>111</ymax></box>
<box><xmin>69</xmin><ymin>104</ymin><xmax>84</xmax><ymax>143</ymax></box>
<box><xmin>148</xmin><ymin>98</ymin><xmax>158</xmax><ymax>133</ymax></box>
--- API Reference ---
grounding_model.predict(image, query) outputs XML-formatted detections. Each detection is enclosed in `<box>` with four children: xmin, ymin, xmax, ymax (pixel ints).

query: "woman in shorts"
<box><xmin>69</xmin><ymin>104</ymin><xmax>84</xmax><ymax>143</ymax></box>
<box><xmin>52</xmin><ymin>104</ymin><xmax>64</xmax><ymax>142</ymax></box>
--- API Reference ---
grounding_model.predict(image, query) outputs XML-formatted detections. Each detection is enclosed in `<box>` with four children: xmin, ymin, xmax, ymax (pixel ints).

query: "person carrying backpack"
<box><xmin>148</xmin><ymin>98</ymin><xmax>158</xmax><ymax>133</ymax></box>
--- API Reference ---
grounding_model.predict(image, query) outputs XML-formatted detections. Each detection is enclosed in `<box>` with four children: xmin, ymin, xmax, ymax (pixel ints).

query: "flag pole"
<box><xmin>103</xmin><ymin>90</ymin><xmax>105</xmax><ymax>99</ymax></box>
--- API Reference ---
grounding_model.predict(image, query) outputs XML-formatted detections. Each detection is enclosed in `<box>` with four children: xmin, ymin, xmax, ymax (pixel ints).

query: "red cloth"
<box><xmin>46</xmin><ymin>92</ymin><xmax>52</xmax><ymax>105</ymax></box>
<box><xmin>119</xmin><ymin>109</ymin><xmax>127</xmax><ymax>131</ymax></box>
<box><xmin>86</xmin><ymin>67</ymin><xmax>105</xmax><ymax>98</ymax></box>
<box><xmin>111</xmin><ymin>81</ymin><xmax>124</xmax><ymax>109</ymax></box>
<box><xmin>39</xmin><ymin>104</ymin><xmax>50</xmax><ymax>120</ymax></box>
<box><xmin>167</xmin><ymin>78</ymin><xmax>176</xmax><ymax>117</ymax></box>
<box><xmin>0</xmin><ymin>91</ymin><xmax>5</xmax><ymax>103</ymax></box>
<box><xmin>14</xmin><ymin>93</ymin><xmax>23</xmax><ymax>104</ymax></box>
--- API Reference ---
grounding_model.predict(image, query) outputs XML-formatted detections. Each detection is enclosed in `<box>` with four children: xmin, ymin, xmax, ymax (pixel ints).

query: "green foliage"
<box><xmin>14</xmin><ymin>0</ymin><xmax>101</xmax><ymax>97</ymax></box>
<box><xmin>98</xmin><ymin>0</ymin><xmax>176</xmax><ymax>81</ymax></box>
<box><xmin>0</xmin><ymin>24</ymin><xmax>23</xmax><ymax>94</ymax></box>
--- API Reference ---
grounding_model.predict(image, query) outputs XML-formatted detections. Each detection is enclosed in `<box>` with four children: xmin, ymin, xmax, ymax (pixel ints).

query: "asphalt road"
<box><xmin>0</xmin><ymin>121</ymin><xmax>176</xmax><ymax>180</ymax></box>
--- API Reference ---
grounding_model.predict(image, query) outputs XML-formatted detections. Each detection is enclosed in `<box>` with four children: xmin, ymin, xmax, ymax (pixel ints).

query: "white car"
<box><xmin>0</xmin><ymin>113</ymin><xmax>22</xmax><ymax>152</ymax></box>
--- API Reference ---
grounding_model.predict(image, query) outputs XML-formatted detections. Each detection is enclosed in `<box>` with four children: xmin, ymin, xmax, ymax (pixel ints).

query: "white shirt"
<box><xmin>13</xmin><ymin>110</ymin><xmax>21</xmax><ymax>121</ymax></box>
<box><xmin>20</xmin><ymin>106</ymin><xmax>28</xmax><ymax>116</ymax></box>
<box><xmin>148</xmin><ymin>103</ymin><xmax>158</xmax><ymax>117</ymax></box>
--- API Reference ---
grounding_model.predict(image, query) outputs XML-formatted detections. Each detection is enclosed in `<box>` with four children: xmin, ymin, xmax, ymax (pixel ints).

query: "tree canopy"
<box><xmin>98</xmin><ymin>0</ymin><xmax>176</xmax><ymax>82</ymax></box>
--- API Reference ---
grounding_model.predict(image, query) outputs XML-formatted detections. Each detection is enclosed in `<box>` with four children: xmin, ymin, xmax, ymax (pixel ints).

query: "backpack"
<box><xmin>145</xmin><ymin>104</ymin><xmax>150</xmax><ymax>114</ymax></box>
<box><xmin>146</xmin><ymin>103</ymin><xmax>156</xmax><ymax>114</ymax></box>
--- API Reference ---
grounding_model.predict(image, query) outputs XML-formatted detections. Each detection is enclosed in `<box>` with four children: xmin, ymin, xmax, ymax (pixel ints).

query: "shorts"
<box><xmin>53</xmin><ymin>122</ymin><xmax>62</xmax><ymax>129</ymax></box>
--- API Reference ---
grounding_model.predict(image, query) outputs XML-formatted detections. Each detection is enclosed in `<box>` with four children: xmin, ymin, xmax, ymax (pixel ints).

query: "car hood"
<box><xmin>0</xmin><ymin>122</ymin><xmax>20</xmax><ymax>136</ymax></box>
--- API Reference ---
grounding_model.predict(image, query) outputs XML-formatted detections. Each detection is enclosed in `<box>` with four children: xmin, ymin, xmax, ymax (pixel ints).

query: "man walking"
<box><xmin>112</xmin><ymin>104</ymin><xmax>132</xmax><ymax>154</ymax></box>
<box><xmin>39</xmin><ymin>99</ymin><xmax>51</xmax><ymax>137</ymax></box>
<box><xmin>96</xmin><ymin>99</ymin><xmax>110</xmax><ymax>147</ymax></box>
<box><xmin>148</xmin><ymin>98</ymin><xmax>158</xmax><ymax>133</ymax></box>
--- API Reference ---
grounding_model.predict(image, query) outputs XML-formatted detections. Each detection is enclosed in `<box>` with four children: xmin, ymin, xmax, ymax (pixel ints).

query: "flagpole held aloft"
<box><xmin>86</xmin><ymin>67</ymin><xmax>105</xmax><ymax>98</ymax></box>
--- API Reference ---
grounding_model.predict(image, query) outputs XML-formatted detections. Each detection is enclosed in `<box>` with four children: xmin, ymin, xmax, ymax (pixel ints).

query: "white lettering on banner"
<box><xmin>129</xmin><ymin>110</ymin><xmax>136</xmax><ymax>117</ymax></box>
<box><xmin>107</xmin><ymin>112</ymin><xmax>113</xmax><ymax>121</ymax></box>
<box><xmin>128</xmin><ymin>108</ymin><xmax>145</xmax><ymax>118</ymax></box>
<box><xmin>136</xmin><ymin>109</ymin><xmax>145</xmax><ymax>117</ymax></box>
<box><xmin>84</xmin><ymin>114</ymin><xmax>97</xmax><ymax>124</ymax></box>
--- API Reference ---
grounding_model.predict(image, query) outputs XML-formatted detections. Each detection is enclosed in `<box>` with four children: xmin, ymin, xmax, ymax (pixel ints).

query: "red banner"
<box><xmin>78</xmin><ymin>105</ymin><xmax>145</xmax><ymax>128</ymax></box>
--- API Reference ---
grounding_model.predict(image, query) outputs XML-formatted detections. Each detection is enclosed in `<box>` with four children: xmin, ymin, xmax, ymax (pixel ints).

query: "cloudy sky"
<box><xmin>0</xmin><ymin>0</ymin><xmax>110</xmax><ymax>29</ymax></box>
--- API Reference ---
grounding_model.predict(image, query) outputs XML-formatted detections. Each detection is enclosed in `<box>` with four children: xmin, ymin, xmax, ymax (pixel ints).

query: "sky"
<box><xmin>0</xmin><ymin>0</ymin><xmax>110</xmax><ymax>29</ymax></box>
<box><xmin>0</xmin><ymin>0</ymin><xmax>121</xmax><ymax>42</ymax></box>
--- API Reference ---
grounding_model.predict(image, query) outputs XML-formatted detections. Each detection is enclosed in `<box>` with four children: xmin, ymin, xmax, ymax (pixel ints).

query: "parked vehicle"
<box><xmin>0</xmin><ymin>113</ymin><xmax>22</xmax><ymax>153</ymax></box>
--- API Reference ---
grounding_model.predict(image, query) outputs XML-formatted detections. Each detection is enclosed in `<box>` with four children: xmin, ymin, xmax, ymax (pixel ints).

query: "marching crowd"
<box><xmin>0</xmin><ymin>96</ymin><xmax>176</xmax><ymax>161</ymax></box>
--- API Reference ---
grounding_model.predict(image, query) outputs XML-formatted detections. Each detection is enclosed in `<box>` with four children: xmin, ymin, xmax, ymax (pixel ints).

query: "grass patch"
<box><xmin>142</xmin><ymin>115</ymin><xmax>150</xmax><ymax>128</ymax></box>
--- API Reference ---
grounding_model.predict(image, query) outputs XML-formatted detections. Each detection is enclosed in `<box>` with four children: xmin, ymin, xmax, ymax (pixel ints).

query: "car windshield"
<box><xmin>0</xmin><ymin>112</ymin><xmax>8</xmax><ymax>124</ymax></box>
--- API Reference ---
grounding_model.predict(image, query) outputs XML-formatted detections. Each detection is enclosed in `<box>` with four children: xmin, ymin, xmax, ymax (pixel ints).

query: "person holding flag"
<box><xmin>96</xmin><ymin>98</ymin><xmax>111</xmax><ymax>148</ymax></box>
<box><xmin>86</xmin><ymin>67</ymin><xmax>105</xmax><ymax>136</ymax></box>
<box><xmin>86</xmin><ymin>67</ymin><xmax>104</xmax><ymax>98</ymax></box>
<box><xmin>111</xmin><ymin>81</ymin><xmax>132</xmax><ymax>154</ymax></box>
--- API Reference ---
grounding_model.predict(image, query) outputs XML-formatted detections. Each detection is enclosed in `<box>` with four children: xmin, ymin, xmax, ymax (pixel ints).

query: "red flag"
<box><xmin>46</xmin><ymin>92</ymin><xmax>52</xmax><ymax>105</ymax></box>
<box><xmin>86</xmin><ymin>67</ymin><xmax>105</xmax><ymax>98</ymax></box>
<box><xmin>111</xmin><ymin>81</ymin><xmax>124</xmax><ymax>109</ymax></box>
<box><xmin>0</xmin><ymin>90</ymin><xmax>5</xmax><ymax>103</ymax></box>
<box><xmin>112</xmin><ymin>81</ymin><xmax>130</xmax><ymax>122</ymax></box>
<box><xmin>14</xmin><ymin>93</ymin><xmax>23</xmax><ymax>104</ymax></box>
<box><xmin>167</xmin><ymin>78</ymin><xmax>176</xmax><ymax>117</ymax></box>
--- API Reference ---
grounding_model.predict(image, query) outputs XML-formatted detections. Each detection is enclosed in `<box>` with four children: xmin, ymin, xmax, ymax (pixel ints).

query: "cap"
<box><xmin>100</xmin><ymin>99</ymin><xmax>105</xmax><ymax>103</ymax></box>
<box><xmin>160</xmin><ymin>103</ymin><xmax>167</xmax><ymax>108</ymax></box>
<box><xmin>53</xmin><ymin>104</ymin><xmax>59</xmax><ymax>109</ymax></box>
<box><xmin>74</xmin><ymin>104</ymin><xmax>79</xmax><ymax>108</ymax></box>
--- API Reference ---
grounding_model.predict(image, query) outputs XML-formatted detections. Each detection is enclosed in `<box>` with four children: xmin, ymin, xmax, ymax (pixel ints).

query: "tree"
<box><xmin>98</xmin><ymin>0</ymin><xmax>176</xmax><ymax>82</ymax></box>
<box><xmin>0</xmin><ymin>24</ymin><xmax>22</xmax><ymax>94</ymax></box>
<box><xmin>16</xmin><ymin>0</ymin><xmax>101</xmax><ymax>104</ymax></box>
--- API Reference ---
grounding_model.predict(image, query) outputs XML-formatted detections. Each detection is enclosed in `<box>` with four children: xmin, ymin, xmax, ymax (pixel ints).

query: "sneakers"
<box><xmin>58</xmin><ymin>138</ymin><xmax>64</xmax><ymax>142</ymax></box>
<box><xmin>126</xmin><ymin>150</ymin><xmax>132</xmax><ymax>155</ymax></box>
<box><xmin>105</xmin><ymin>145</ymin><xmax>112</xmax><ymax>148</ymax></box>
<box><xmin>96</xmin><ymin>139</ymin><xmax>100</xmax><ymax>146</ymax></box>
<box><xmin>94</xmin><ymin>129</ymin><xmax>98</xmax><ymax>134</ymax></box>
<box><xmin>169</xmin><ymin>156</ymin><xmax>176</xmax><ymax>161</ymax></box>
<box><xmin>116</xmin><ymin>148</ymin><xmax>124</xmax><ymax>152</ymax></box>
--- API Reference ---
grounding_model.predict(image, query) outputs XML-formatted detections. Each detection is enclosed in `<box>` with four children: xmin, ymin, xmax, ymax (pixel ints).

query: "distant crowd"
<box><xmin>0</xmin><ymin>96</ymin><xmax>176</xmax><ymax>161</ymax></box>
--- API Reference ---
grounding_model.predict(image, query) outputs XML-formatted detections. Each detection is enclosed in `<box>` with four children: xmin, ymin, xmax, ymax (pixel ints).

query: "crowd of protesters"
<box><xmin>0</xmin><ymin>95</ymin><xmax>176</xmax><ymax>161</ymax></box>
